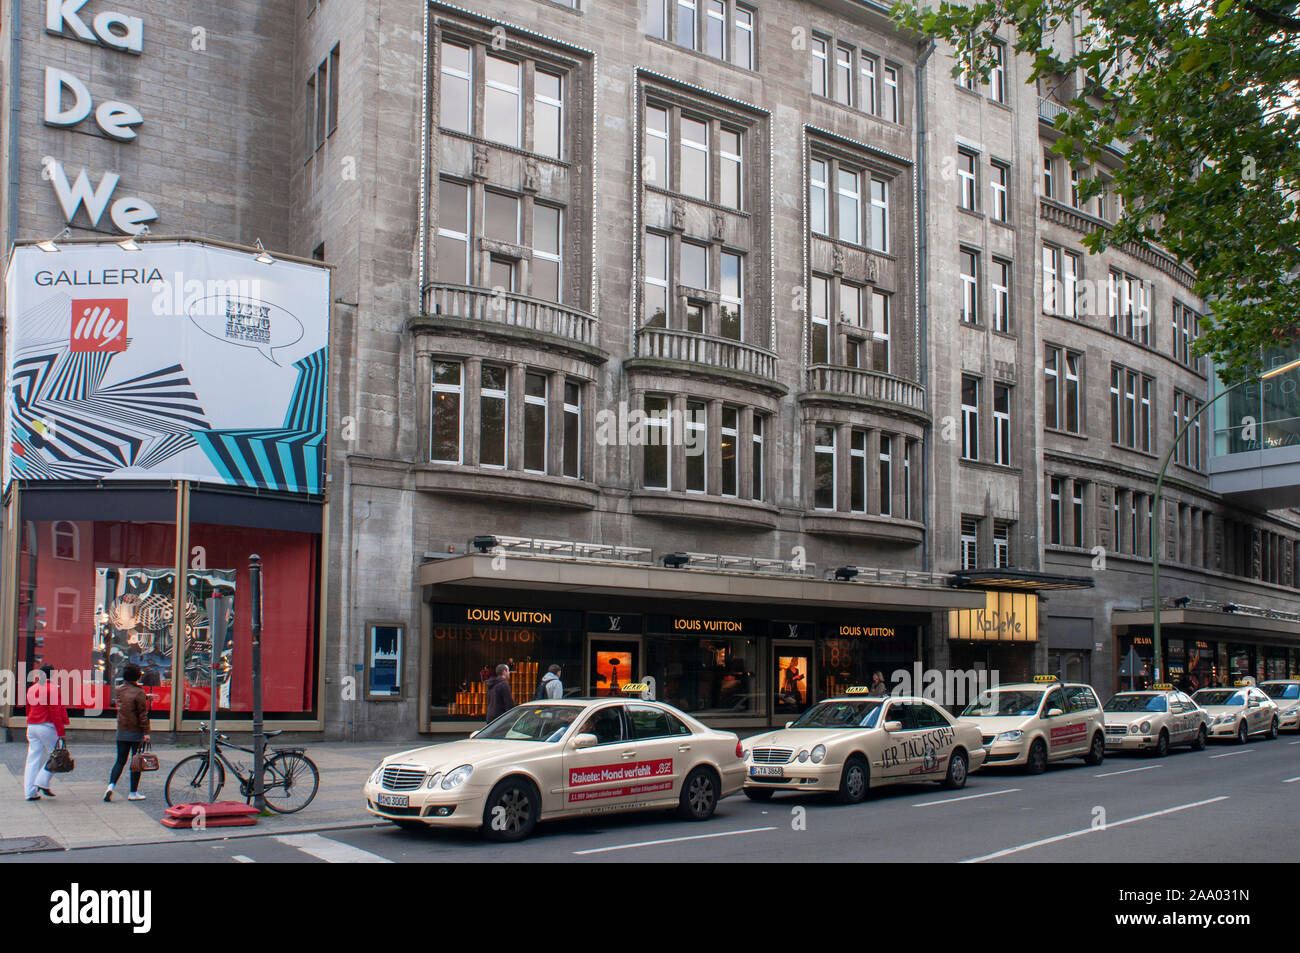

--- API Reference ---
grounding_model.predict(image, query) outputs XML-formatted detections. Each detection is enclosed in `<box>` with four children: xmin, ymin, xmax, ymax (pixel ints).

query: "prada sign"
<box><xmin>948</xmin><ymin>592</ymin><xmax>1039</xmax><ymax>642</ymax></box>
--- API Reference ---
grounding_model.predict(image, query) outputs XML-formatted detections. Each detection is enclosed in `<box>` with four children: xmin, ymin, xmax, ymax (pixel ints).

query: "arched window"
<box><xmin>52</xmin><ymin>521</ymin><xmax>79</xmax><ymax>561</ymax></box>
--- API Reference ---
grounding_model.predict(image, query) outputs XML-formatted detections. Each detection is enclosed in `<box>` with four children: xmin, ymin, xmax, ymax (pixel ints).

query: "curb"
<box><xmin>53</xmin><ymin>819</ymin><xmax>388</xmax><ymax>853</ymax></box>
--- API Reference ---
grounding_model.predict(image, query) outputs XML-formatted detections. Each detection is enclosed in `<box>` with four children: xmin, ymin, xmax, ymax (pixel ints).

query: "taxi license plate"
<box><xmin>750</xmin><ymin>766</ymin><xmax>784</xmax><ymax>778</ymax></box>
<box><xmin>378</xmin><ymin>793</ymin><xmax>409</xmax><ymax>808</ymax></box>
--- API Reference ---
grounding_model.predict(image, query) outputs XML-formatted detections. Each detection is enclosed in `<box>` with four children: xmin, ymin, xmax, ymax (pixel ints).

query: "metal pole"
<box><xmin>205</xmin><ymin>594</ymin><xmax>231</xmax><ymax>803</ymax></box>
<box><xmin>250</xmin><ymin>554</ymin><xmax>264</xmax><ymax>811</ymax></box>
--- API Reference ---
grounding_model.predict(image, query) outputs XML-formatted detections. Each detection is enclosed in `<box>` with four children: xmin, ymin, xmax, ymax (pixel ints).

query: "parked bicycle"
<box><xmin>164</xmin><ymin>722</ymin><xmax>319</xmax><ymax>814</ymax></box>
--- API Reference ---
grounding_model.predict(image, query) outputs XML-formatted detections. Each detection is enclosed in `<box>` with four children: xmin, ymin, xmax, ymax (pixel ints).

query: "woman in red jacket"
<box><xmin>24</xmin><ymin>665</ymin><xmax>69</xmax><ymax>801</ymax></box>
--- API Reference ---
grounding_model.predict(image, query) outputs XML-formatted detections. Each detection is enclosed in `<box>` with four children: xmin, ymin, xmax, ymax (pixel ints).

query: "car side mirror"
<box><xmin>784</xmin><ymin>721</ymin><xmax>793</xmax><ymax>729</ymax></box>
<box><xmin>1047</xmin><ymin>708</ymin><xmax>1064</xmax><ymax>718</ymax></box>
<box><xmin>883</xmin><ymin>720</ymin><xmax>903</xmax><ymax>732</ymax></box>
<box><xmin>573</xmin><ymin>733</ymin><xmax>598</xmax><ymax>749</ymax></box>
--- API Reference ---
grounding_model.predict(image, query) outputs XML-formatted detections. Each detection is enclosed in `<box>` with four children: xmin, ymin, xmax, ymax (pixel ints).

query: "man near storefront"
<box><xmin>485</xmin><ymin>664</ymin><xmax>516</xmax><ymax>723</ymax></box>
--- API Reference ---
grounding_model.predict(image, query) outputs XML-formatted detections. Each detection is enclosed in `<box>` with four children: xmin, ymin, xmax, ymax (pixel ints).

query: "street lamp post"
<box><xmin>1150</xmin><ymin>357</ymin><xmax>1300</xmax><ymax>683</ymax></box>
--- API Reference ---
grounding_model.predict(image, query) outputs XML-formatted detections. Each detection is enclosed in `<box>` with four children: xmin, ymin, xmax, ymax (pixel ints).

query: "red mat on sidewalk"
<box><xmin>161</xmin><ymin>801</ymin><xmax>259</xmax><ymax>828</ymax></box>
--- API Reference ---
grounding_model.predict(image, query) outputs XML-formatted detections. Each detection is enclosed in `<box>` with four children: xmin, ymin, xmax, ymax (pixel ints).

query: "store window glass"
<box><xmin>367</xmin><ymin>624</ymin><xmax>403</xmax><ymax>699</ymax></box>
<box><xmin>645</xmin><ymin>636</ymin><xmax>758</xmax><ymax>715</ymax></box>
<box><xmin>17</xmin><ymin>494</ymin><xmax>178</xmax><ymax>717</ymax></box>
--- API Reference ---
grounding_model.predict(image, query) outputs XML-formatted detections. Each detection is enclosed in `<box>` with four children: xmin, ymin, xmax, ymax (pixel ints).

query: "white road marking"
<box><xmin>1289</xmin><ymin>740</ymin><xmax>1300</xmax><ymax>745</ymax></box>
<box><xmin>1209</xmin><ymin>750</ymin><xmax>1254</xmax><ymax>759</ymax></box>
<box><xmin>573</xmin><ymin>826</ymin><xmax>777</xmax><ymax>856</ymax></box>
<box><xmin>1283</xmin><ymin>777</ymin><xmax>1300</xmax><ymax>784</ymax></box>
<box><xmin>962</xmin><ymin>796</ymin><xmax>1229</xmax><ymax>863</ymax></box>
<box><xmin>1094</xmin><ymin>765</ymin><xmax>1162</xmax><ymax>778</ymax></box>
<box><xmin>913</xmin><ymin>788</ymin><xmax>1021</xmax><ymax>807</ymax></box>
<box><xmin>232</xmin><ymin>855</ymin><xmax>255</xmax><ymax>863</ymax></box>
<box><xmin>274</xmin><ymin>833</ymin><xmax>392</xmax><ymax>864</ymax></box>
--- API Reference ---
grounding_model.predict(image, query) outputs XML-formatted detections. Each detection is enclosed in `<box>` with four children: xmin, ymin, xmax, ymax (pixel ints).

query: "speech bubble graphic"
<box><xmin>187</xmin><ymin>294</ymin><xmax>305</xmax><ymax>365</ymax></box>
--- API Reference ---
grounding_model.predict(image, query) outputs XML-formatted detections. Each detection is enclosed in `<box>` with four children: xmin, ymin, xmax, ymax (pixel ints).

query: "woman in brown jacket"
<box><xmin>105</xmin><ymin>663</ymin><xmax>151</xmax><ymax>802</ymax></box>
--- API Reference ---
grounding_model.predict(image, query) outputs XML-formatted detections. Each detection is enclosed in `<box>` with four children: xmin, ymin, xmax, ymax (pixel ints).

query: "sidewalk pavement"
<box><xmin>0</xmin><ymin>737</ymin><xmax>422</xmax><ymax>853</ymax></box>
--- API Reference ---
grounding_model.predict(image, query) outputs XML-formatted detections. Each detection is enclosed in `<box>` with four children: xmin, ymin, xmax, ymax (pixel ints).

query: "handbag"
<box><xmin>130</xmin><ymin>741</ymin><xmax>159</xmax><ymax>773</ymax></box>
<box><xmin>44</xmin><ymin>738</ymin><xmax>74</xmax><ymax>774</ymax></box>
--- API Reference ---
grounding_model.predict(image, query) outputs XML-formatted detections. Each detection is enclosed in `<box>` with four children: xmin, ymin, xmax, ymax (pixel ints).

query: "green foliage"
<box><xmin>893</xmin><ymin>0</ymin><xmax>1300</xmax><ymax>382</ymax></box>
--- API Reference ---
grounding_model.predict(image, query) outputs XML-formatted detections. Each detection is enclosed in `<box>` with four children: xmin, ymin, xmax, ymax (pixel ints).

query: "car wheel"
<box><xmin>1083</xmin><ymin>732</ymin><xmax>1105</xmax><ymax>766</ymax></box>
<box><xmin>1268</xmin><ymin>718</ymin><xmax>1279</xmax><ymax>740</ymax></box>
<box><xmin>1237</xmin><ymin>721</ymin><xmax>1248</xmax><ymax>745</ymax></box>
<box><xmin>1192</xmin><ymin>725</ymin><xmax>1207</xmax><ymax>751</ymax></box>
<box><xmin>677</xmin><ymin>767</ymin><xmax>719</xmax><ymax>821</ymax></box>
<box><xmin>835</xmin><ymin>756</ymin><xmax>869</xmax><ymax>804</ymax></box>
<box><xmin>390</xmin><ymin>819</ymin><xmax>427</xmax><ymax>833</ymax></box>
<box><xmin>480</xmin><ymin>777</ymin><xmax>540</xmax><ymax>842</ymax></box>
<box><xmin>743</xmin><ymin>787</ymin><xmax>774</xmax><ymax>802</ymax></box>
<box><xmin>1155</xmin><ymin>730</ymin><xmax>1170</xmax><ymax>758</ymax></box>
<box><xmin>1026</xmin><ymin>739</ymin><xmax>1048</xmax><ymax>775</ymax></box>
<box><xmin>942</xmin><ymin>749</ymin><xmax>968</xmax><ymax>790</ymax></box>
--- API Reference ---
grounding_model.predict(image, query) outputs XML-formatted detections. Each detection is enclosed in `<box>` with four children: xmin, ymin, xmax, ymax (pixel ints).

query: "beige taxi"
<box><xmin>1102</xmin><ymin>685</ymin><xmax>1209</xmax><ymax>755</ymax></box>
<box><xmin>1260</xmin><ymin>680</ymin><xmax>1300</xmax><ymax>732</ymax></box>
<box><xmin>741</xmin><ymin>691</ymin><xmax>987</xmax><ymax>804</ymax></box>
<box><xmin>1192</xmin><ymin>682</ymin><xmax>1280</xmax><ymax>744</ymax></box>
<box><xmin>959</xmin><ymin>676</ymin><xmax>1106</xmax><ymax>773</ymax></box>
<box><xmin>363</xmin><ymin>697</ymin><xmax>745</xmax><ymax>841</ymax></box>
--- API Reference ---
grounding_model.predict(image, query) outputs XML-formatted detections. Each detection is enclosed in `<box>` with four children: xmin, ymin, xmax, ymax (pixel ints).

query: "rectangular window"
<box><xmin>1062</xmin><ymin>251</ymin><xmax>1079</xmax><ymax>319</ymax></box>
<box><xmin>534</xmin><ymin>70</ymin><xmax>563</xmax><ymax>159</ymax></box>
<box><xmin>870</xmin><ymin>291</ymin><xmax>891</xmax><ymax>373</ymax></box>
<box><xmin>815</xmin><ymin>425</ymin><xmax>836</xmax><ymax>510</ymax></box>
<box><xmin>1042</xmin><ymin>147</ymin><xmax>1054</xmax><ymax>198</ymax></box>
<box><xmin>994</xmin><ymin>521</ymin><xmax>1011</xmax><ymax>568</ymax></box>
<box><xmin>644</xmin><ymin>396</ymin><xmax>671</xmax><ymax>488</ymax></box>
<box><xmin>681</xmin><ymin>116</ymin><xmax>710</xmax><ymax>201</ymax></box>
<box><xmin>879</xmin><ymin>433</ymin><xmax>892</xmax><ymax>516</ymax></box>
<box><xmin>989</xmin><ymin>42</ymin><xmax>1006</xmax><ymax>103</ymax></box>
<box><xmin>1044</xmin><ymin>347</ymin><xmax>1059</xmax><ymax>431</ymax></box>
<box><xmin>811</xmin><ymin>275</ymin><xmax>830</xmax><ymax>364</ymax></box>
<box><xmin>834</xmin><ymin>43</ymin><xmax>854</xmax><ymax>106</ymax></box>
<box><xmin>1071</xmin><ymin>167</ymin><xmax>1081</xmax><ymax>208</ymax></box>
<box><xmin>644</xmin><ymin>231</ymin><xmax>669</xmax><ymax>327</ymax></box>
<box><xmin>686</xmin><ymin>400</ymin><xmax>707</xmax><ymax>492</ymax></box>
<box><xmin>719</xmin><ymin>128</ymin><xmax>743</xmax><ymax>210</ymax></box>
<box><xmin>994</xmin><ymin>384</ymin><xmax>1011</xmax><ymax>466</ymax></box>
<box><xmin>992</xmin><ymin>258</ymin><xmax>1010</xmax><ymax>333</ymax></box>
<box><xmin>524</xmin><ymin>372</ymin><xmax>548</xmax><ymax>473</ymax></box>
<box><xmin>1140</xmin><ymin>375</ymin><xmax>1152</xmax><ymax>452</ymax></box>
<box><xmin>645</xmin><ymin>105</ymin><xmax>670</xmax><ymax>189</ymax></box>
<box><xmin>437</xmin><ymin>179</ymin><xmax>471</xmax><ymax>284</ymax></box>
<box><xmin>305</xmin><ymin>72</ymin><xmax>316</xmax><ymax>156</ymax></box>
<box><xmin>903</xmin><ymin>441</ymin><xmax>912</xmax><ymax>519</ymax></box>
<box><xmin>677</xmin><ymin>0</ymin><xmax>697</xmax><ymax>50</ymax></box>
<box><xmin>850</xmin><ymin>429</ymin><xmax>867</xmax><ymax>513</ymax></box>
<box><xmin>837</xmin><ymin>168</ymin><xmax>861</xmax><ymax>245</ymax></box>
<box><xmin>809</xmin><ymin>158</ymin><xmax>829</xmax><ymax>236</ymax></box>
<box><xmin>859</xmin><ymin>54</ymin><xmax>877</xmax><ymax>115</ymax></box>
<box><xmin>991</xmin><ymin>160</ymin><xmax>1009</xmax><ymax>222</ymax></box>
<box><xmin>811</xmin><ymin>37</ymin><xmax>828</xmax><ymax>98</ymax></box>
<box><xmin>328</xmin><ymin>44</ymin><xmax>340</xmax><ymax>134</ymax></box>
<box><xmin>839</xmin><ymin>282</ymin><xmax>863</xmax><ymax>329</ymax></box>
<box><xmin>1064</xmin><ymin>351</ymin><xmax>1081</xmax><ymax>433</ymax></box>
<box><xmin>533</xmin><ymin>204</ymin><xmax>563</xmax><ymax>302</ymax></box>
<box><xmin>720</xmin><ymin>252</ymin><xmax>743</xmax><ymax>340</ymax></box>
<box><xmin>734</xmin><ymin>7</ymin><xmax>753</xmax><ymax>69</ymax></box>
<box><xmin>488</xmin><ymin>255</ymin><xmax>517</xmax><ymax>292</ymax></box>
<box><xmin>882</xmin><ymin>66</ymin><xmax>899</xmax><ymax>122</ymax></box>
<box><xmin>961</xmin><ymin>516</ymin><xmax>979</xmax><ymax>570</ymax></box>
<box><xmin>958</xmin><ymin>148</ymin><xmax>978</xmax><ymax>210</ymax></box>
<box><xmin>960</xmin><ymin>249</ymin><xmax>979</xmax><ymax>324</ymax></box>
<box><xmin>484</xmin><ymin>55</ymin><xmax>522</xmax><ymax>148</ymax></box>
<box><xmin>869</xmin><ymin>178</ymin><xmax>889</xmax><ymax>252</ymax></box>
<box><xmin>316</xmin><ymin>60</ymin><xmax>328</xmax><ymax>148</ymax></box>
<box><xmin>563</xmin><ymin>381</ymin><xmax>581</xmax><ymax>479</ymax></box>
<box><xmin>1110</xmin><ymin>366</ymin><xmax>1121</xmax><ymax>444</ymax></box>
<box><xmin>485</xmin><ymin>190</ymin><xmax>520</xmax><ymax>245</ymax></box>
<box><xmin>721</xmin><ymin>406</ymin><xmax>738</xmax><ymax>496</ymax></box>
<box><xmin>1072</xmin><ymin>481</ymin><xmax>1085</xmax><ymax>547</ymax></box>
<box><xmin>1049</xmin><ymin>477</ymin><xmax>1063</xmax><ymax>545</ymax></box>
<box><xmin>431</xmin><ymin>360</ymin><xmax>463</xmax><ymax>463</ymax></box>
<box><xmin>1042</xmin><ymin>245</ymin><xmax>1059</xmax><ymax>315</ymax></box>
<box><xmin>961</xmin><ymin>376</ymin><xmax>980</xmax><ymax>460</ymax></box>
<box><xmin>706</xmin><ymin>0</ymin><xmax>726</xmax><ymax>59</ymax></box>
<box><xmin>681</xmin><ymin>240</ymin><xmax>709</xmax><ymax>291</ymax></box>
<box><xmin>752</xmin><ymin>415</ymin><xmax>764</xmax><ymax>502</ymax></box>
<box><xmin>479</xmin><ymin>364</ymin><xmax>508</xmax><ymax>468</ymax></box>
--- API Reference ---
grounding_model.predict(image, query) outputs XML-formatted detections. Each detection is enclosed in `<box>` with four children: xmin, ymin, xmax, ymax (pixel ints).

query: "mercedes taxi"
<box><xmin>959</xmin><ymin>676</ymin><xmax>1106</xmax><ymax>773</ymax></box>
<box><xmin>363</xmin><ymin>696</ymin><xmax>745</xmax><ymax>841</ymax></box>
<box><xmin>740</xmin><ymin>690</ymin><xmax>987</xmax><ymax>804</ymax></box>
<box><xmin>1102</xmin><ymin>684</ymin><xmax>1209</xmax><ymax>755</ymax></box>
<box><xmin>1260</xmin><ymin>680</ymin><xmax>1300</xmax><ymax>732</ymax></box>
<box><xmin>1191</xmin><ymin>682</ymin><xmax>1281</xmax><ymax>744</ymax></box>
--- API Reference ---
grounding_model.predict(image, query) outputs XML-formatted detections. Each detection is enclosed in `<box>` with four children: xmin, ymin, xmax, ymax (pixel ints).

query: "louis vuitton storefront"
<box><xmin>416</xmin><ymin>553</ymin><xmax>983</xmax><ymax>731</ymax></box>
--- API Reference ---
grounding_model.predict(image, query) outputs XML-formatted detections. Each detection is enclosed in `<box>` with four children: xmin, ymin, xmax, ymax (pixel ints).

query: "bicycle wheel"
<box><xmin>261</xmin><ymin>752</ymin><xmax>319</xmax><ymax>814</ymax></box>
<box><xmin>164</xmin><ymin>754</ymin><xmax>226</xmax><ymax>807</ymax></box>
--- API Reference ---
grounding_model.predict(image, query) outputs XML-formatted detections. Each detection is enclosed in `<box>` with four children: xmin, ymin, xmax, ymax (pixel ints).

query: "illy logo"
<box><xmin>71</xmin><ymin>299</ymin><xmax>128</xmax><ymax>352</ymax></box>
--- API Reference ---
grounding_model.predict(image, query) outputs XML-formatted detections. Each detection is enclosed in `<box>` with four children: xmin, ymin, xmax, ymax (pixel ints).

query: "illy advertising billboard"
<box><xmin>3</xmin><ymin>239</ymin><xmax>330</xmax><ymax>494</ymax></box>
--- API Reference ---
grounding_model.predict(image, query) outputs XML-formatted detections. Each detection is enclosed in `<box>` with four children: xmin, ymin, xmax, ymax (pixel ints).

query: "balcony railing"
<box><xmin>805</xmin><ymin>365</ymin><xmax>926</xmax><ymax>412</ymax></box>
<box><xmin>635</xmin><ymin>326</ymin><xmax>778</xmax><ymax>380</ymax></box>
<box><xmin>422</xmin><ymin>282</ymin><xmax>598</xmax><ymax>348</ymax></box>
<box><xmin>1038</xmin><ymin>96</ymin><xmax>1070</xmax><ymax>123</ymax></box>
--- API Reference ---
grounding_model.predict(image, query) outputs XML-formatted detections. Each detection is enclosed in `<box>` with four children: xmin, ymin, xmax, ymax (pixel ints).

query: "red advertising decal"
<box><xmin>1050</xmin><ymin>723</ymin><xmax>1087</xmax><ymax>746</ymax></box>
<box><xmin>569</xmin><ymin>781</ymin><xmax>673</xmax><ymax>804</ymax></box>
<box><xmin>70</xmin><ymin>298</ymin><xmax>129</xmax><ymax>352</ymax></box>
<box><xmin>569</xmin><ymin>758</ymin><xmax>673</xmax><ymax>788</ymax></box>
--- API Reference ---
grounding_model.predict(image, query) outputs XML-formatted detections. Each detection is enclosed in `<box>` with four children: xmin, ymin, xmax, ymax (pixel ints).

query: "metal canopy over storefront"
<box><xmin>1113</xmin><ymin>608</ymin><xmax>1300</xmax><ymax>640</ymax></box>
<box><xmin>948</xmin><ymin>569</ymin><xmax>1096</xmax><ymax>592</ymax></box>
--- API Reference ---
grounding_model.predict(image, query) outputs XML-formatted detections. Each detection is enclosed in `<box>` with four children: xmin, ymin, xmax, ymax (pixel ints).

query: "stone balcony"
<box><xmin>416</xmin><ymin>282</ymin><xmax>606</xmax><ymax>363</ymax></box>
<box><xmin>626</xmin><ymin>326</ymin><xmax>786</xmax><ymax>397</ymax></box>
<box><xmin>802</xmin><ymin>364</ymin><xmax>927</xmax><ymax>421</ymax></box>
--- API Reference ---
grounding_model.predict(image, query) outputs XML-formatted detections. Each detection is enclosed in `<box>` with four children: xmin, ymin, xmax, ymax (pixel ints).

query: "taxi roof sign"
<box><xmin>1032</xmin><ymin>675</ymin><xmax>1060</xmax><ymax>684</ymax></box>
<box><xmin>621</xmin><ymin>682</ymin><xmax>649</xmax><ymax>694</ymax></box>
<box><xmin>1233</xmin><ymin>679</ymin><xmax>1254</xmax><ymax>687</ymax></box>
<box><xmin>844</xmin><ymin>686</ymin><xmax>872</xmax><ymax>694</ymax></box>
<box><xmin>1151</xmin><ymin>683</ymin><xmax>1174</xmax><ymax>691</ymax></box>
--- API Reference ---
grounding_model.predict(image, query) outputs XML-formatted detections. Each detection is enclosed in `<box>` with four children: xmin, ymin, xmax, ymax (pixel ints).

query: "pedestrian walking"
<box><xmin>24</xmin><ymin>665</ymin><xmax>68</xmax><ymax>801</ymax></box>
<box><xmin>104</xmin><ymin>663</ymin><xmax>151</xmax><ymax>802</ymax></box>
<box><xmin>535</xmin><ymin>664</ymin><xmax>563</xmax><ymax>700</ymax></box>
<box><xmin>484</xmin><ymin>663</ymin><xmax>516</xmax><ymax>722</ymax></box>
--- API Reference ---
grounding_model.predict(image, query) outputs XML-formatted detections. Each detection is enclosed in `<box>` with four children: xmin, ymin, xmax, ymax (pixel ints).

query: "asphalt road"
<box><xmin>7</xmin><ymin>734</ymin><xmax>1298</xmax><ymax>864</ymax></box>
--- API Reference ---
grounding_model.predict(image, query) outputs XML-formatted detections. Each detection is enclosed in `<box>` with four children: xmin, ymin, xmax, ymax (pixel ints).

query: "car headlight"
<box><xmin>424</xmin><ymin>772</ymin><xmax>444</xmax><ymax>790</ymax></box>
<box><xmin>440</xmin><ymin>765</ymin><xmax>473</xmax><ymax>789</ymax></box>
<box><xmin>1284</xmin><ymin>707</ymin><xmax>1298</xmax><ymax>717</ymax></box>
<box><xmin>368</xmin><ymin>766</ymin><xmax>384</xmax><ymax>785</ymax></box>
<box><xmin>797</xmin><ymin>750</ymin><xmax>810</xmax><ymax>763</ymax></box>
<box><xmin>994</xmin><ymin>730</ymin><xmax>1023</xmax><ymax>743</ymax></box>
<box><xmin>811</xmin><ymin>744</ymin><xmax>826</xmax><ymax>764</ymax></box>
<box><xmin>1129</xmin><ymin>724</ymin><xmax>1139</xmax><ymax>734</ymax></box>
<box><xmin>1140</xmin><ymin>721</ymin><xmax>1152</xmax><ymax>734</ymax></box>
<box><xmin>742</xmin><ymin>748</ymin><xmax>750</xmax><ymax>761</ymax></box>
